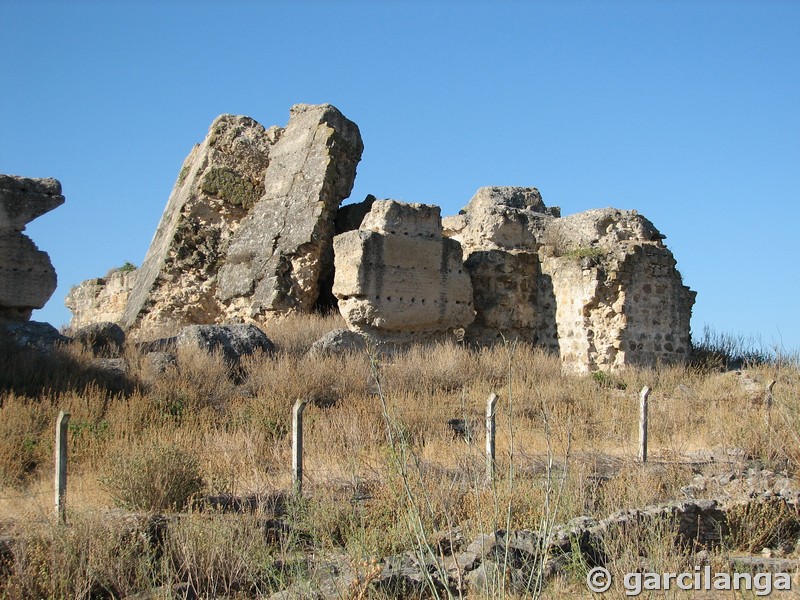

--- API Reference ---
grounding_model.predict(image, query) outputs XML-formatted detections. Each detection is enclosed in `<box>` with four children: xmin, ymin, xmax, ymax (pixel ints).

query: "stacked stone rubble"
<box><xmin>0</xmin><ymin>175</ymin><xmax>64</xmax><ymax>321</ymax></box>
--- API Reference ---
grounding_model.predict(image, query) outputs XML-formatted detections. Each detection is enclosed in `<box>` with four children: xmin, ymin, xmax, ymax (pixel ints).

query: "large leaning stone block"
<box><xmin>117</xmin><ymin>114</ymin><xmax>278</xmax><ymax>335</ymax></box>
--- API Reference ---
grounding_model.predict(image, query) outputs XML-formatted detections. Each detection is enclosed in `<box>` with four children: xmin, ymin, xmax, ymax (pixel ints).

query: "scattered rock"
<box><xmin>175</xmin><ymin>323</ymin><xmax>275</xmax><ymax>364</ymax></box>
<box><xmin>307</xmin><ymin>328</ymin><xmax>368</xmax><ymax>357</ymax></box>
<box><xmin>0</xmin><ymin>174</ymin><xmax>64</xmax><ymax>321</ymax></box>
<box><xmin>72</xmin><ymin>321</ymin><xmax>126</xmax><ymax>356</ymax></box>
<box><xmin>0</xmin><ymin>320</ymin><xmax>69</xmax><ymax>351</ymax></box>
<box><xmin>140</xmin><ymin>351</ymin><xmax>178</xmax><ymax>379</ymax></box>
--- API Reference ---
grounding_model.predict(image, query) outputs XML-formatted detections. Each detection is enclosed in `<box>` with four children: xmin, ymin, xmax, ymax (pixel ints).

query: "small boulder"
<box><xmin>73</xmin><ymin>321</ymin><xmax>126</xmax><ymax>356</ymax></box>
<box><xmin>176</xmin><ymin>324</ymin><xmax>275</xmax><ymax>364</ymax></box>
<box><xmin>308</xmin><ymin>329</ymin><xmax>368</xmax><ymax>357</ymax></box>
<box><xmin>0</xmin><ymin>321</ymin><xmax>69</xmax><ymax>351</ymax></box>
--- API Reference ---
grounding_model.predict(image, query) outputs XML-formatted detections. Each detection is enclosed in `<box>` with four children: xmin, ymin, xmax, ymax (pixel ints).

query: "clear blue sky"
<box><xmin>2</xmin><ymin>1</ymin><xmax>798</xmax><ymax>352</ymax></box>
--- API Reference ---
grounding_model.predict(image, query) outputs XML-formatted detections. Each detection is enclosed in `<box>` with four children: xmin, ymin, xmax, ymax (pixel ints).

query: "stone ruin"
<box><xmin>62</xmin><ymin>103</ymin><xmax>695</xmax><ymax>372</ymax></box>
<box><xmin>0</xmin><ymin>175</ymin><xmax>64</xmax><ymax>322</ymax></box>
<box><xmin>66</xmin><ymin>104</ymin><xmax>364</xmax><ymax>337</ymax></box>
<box><xmin>333</xmin><ymin>200</ymin><xmax>474</xmax><ymax>343</ymax></box>
<box><xmin>442</xmin><ymin>187</ymin><xmax>695</xmax><ymax>372</ymax></box>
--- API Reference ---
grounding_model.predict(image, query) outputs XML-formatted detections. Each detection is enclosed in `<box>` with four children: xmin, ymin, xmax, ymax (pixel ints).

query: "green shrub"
<box><xmin>563</xmin><ymin>246</ymin><xmax>604</xmax><ymax>260</ymax></box>
<box><xmin>101</xmin><ymin>442</ymin><xmax>203</xmax><ymax>511</ymax></box>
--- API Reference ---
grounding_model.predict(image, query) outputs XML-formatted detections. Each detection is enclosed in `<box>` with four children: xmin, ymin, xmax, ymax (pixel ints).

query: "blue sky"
<box><xmin>2</xmin><ymin>1</ymin><xmax>798</xmax><ymax>352</ymax></box>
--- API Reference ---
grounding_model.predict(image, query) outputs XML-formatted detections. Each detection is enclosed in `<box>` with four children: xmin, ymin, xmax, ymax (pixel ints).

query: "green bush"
<box><xmin>101</xmin><ymin>442</ymin><xmax>203</xmax><ymax>511</ymax></box>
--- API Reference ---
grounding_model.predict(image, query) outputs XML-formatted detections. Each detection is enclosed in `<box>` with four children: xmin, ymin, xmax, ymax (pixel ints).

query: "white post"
<box><xmin>485</xmin><ymin>393</ymin><xmax>499</xmax><ymax>483</ymax></box>
<box><xmin>54</xmin><ymin>410</ymin><xmax>70</xmax><ymax>522</ymax></box>
<box><xmin>639</xmin><ymin>387</ymin><xmax>650</xmax><ymax>464</ymax></box>
<box><xmin>292</xmin><ymin>399</ymin><xmax>309</xmax><ymax>496</ymax></box>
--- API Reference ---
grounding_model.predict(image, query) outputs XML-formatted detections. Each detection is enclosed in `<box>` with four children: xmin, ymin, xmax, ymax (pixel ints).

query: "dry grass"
<box><xmin>1</xmin><ymin>313</ymin><xmax>799</xmax><ymax>598</ymax></box>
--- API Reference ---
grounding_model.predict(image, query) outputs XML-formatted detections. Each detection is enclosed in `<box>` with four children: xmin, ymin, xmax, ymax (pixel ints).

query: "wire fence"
<box><xmin>0</xmin><ymin>377</ymin><xmax>785</xmax><ymax>522</ymax></box>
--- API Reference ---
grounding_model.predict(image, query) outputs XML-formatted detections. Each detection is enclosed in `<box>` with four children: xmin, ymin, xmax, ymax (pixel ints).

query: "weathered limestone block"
<box><xmin>65</xmin><ymin>268</ymin><xmax>138</xmax><ymax>332</ymax></box>
<box><xmin>120</xmin><ymin>114</ymin><xmax>280</xmax><ymax>334</ymax></box>
<box><xmin>444</xmin><ymin>187</ymin><xmax>559</xmax><ymax>344</ymax></box>
<box><xmin>540</xmin><ymin>208</ymin><xmax>695</xmax><ymax>373</ymax></box>
<box><xmin>443</xmin><ymin>186</ymin><xmax>559</xmax><ymax>256</ymax></box>
<box><xmin>333</xmin><ymin>200</ymin><xmax>474</xmax><ymax>342</ymax></box>
<box><xmin>217</xmin><ymin>104</ymin><xmax>363</xmax><ymax>320</ymax></box>
<box><xmin>0</xmin><ymin>175</ymin><xmax>64</xmax><ymax>321</ymax></box>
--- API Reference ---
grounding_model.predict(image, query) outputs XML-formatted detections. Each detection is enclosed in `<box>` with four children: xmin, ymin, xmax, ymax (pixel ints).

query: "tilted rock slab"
<box><xmin>217</xmin><ymin>104</ymin><xmax>363</xmax><ymax>320</ymax></box>
<box><xmin>120</xmin><ymin>114</ymin><xmax>279</xmax><ymax>335</ymax></box>
<box><xmin>333</xmin><ymin>200</ymin><xmax>474</xmax><ymax>343</ymax></box>
<box><xmin>0</xmin><ymin>174</ymin><xmax>64</xmax><ymax>321</ymax></box>
<box><xmin>65</xmin><ymin>268</ymin><xmax>138</xmax><ymax>332</ymax></box>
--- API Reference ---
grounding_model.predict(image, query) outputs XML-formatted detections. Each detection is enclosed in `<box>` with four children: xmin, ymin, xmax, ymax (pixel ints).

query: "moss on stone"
<box><xmin>176</xmin><ymin>164</ymin><xmax>191</xmax><ymax>187</ymax></box>
<box><xmin>199</xmin><ymin>167</ymin><xmax>263</xmax><ymax>209</ymax></box>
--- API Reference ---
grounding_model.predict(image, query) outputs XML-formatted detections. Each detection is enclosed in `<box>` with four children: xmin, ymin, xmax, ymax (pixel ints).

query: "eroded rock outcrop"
<box><xmin>0</xmin><ymin>175</ymin><xmax>64</xmax><ymax>321</ymax></box>
<box><xmin>333</xmin><ymin>200</ymin><xmax>474</xmax><ymax>343</ymax></box>
<box><xmin>217</xmin><ymin>104</ymin><xmax>363</xmax><ymax>320</ymax></box>
<box><xmin>65</xmin><ymin>268</ymin><xmax>138</xmax><ymax>332</ymax></box>
<box><xmin>120</xmin><ymin>114</ymin><xmax>280</xmax><ymax>335</ymax></box>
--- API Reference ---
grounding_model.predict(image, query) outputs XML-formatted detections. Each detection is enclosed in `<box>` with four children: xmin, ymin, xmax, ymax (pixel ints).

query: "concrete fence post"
<box><xmin>292</xmin><ymin>399</ymin><xmax>309</xmax><ymax>496</ymax></box>
<box><xmin>54</xmin><ymin>410</ymin><xmax>70</xmax><ymax>522</ymax></box>
<box><xmin>485</xmin><ymin>393</ymin><xmax>499</xmax><ymax>483</ymax></box>
<box><xmin>639</xmin><ymin>387</ymin><xmax>650</xmax><ymax>464</ymax></box>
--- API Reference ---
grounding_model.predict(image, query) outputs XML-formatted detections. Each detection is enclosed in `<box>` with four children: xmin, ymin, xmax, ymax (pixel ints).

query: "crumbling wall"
<box><xmin>538</xmin><ymin>208</ymin><xmax>695</xmax><ymax>373</ymax></box>
<box><xmin>333</xmin><ymin>200</ymin><xmax>474</xmax><ymax>343</ymax></box>
<box><xmin>445</xmin><ymin>191</ymin><xmax>695</xmax><ymax>372</ymax></box>
<box><xmin>0</xmin><ymin>175</ymin><xmax>64</xmax><ymax>321</ymax></box>
<box><xmin>444</xmin><ymin>187</ymin><xmax>559</xmax><ymax>345</ymax></box>
<box><xmin>65</xmin><ymin>269</ymin><xmax>138</xmax><ymax>333</ymax></box>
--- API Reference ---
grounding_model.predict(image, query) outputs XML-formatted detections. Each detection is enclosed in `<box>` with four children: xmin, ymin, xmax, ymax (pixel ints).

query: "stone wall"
<box><xmin>538</xmin><ymin>208</ymin><xmax>695</xmax><ymax>373</ymax></box>
<box><xmin>0</xmin><ymin>175</ymin><xmax>64</xmax><ymax>321</ymax></box>
<box><xmin>444</xmin><ymin>190</ymin><xmax>695</xmax><ymax>372</ymax></box>
<box><xmin>333</xmin><ymin>200</ymin><xmax>474</xmax><ymax>342</ymax></box>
